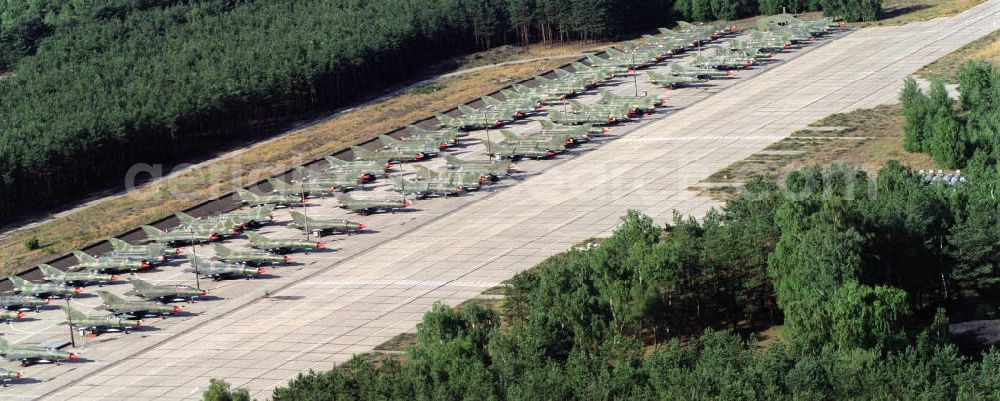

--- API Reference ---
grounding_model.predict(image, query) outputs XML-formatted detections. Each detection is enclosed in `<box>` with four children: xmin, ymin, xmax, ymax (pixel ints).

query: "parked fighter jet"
<box><xmin>212</xmin><ymin>244</ymin><xmax>288</xmax><ymax>266</ymax></box>
<box><xmin>481</xmin><ymin>96</ymin><xmax>541</xmax><ymax>117</ymax></box>
<box><xmin>388</xmin><ymin>176</ymin><xmax>464</xmax><ymax>199</ymax></box>
<box><xmin>549</xmin><ymin>107</ymin><xmax>628</xmax><ymax>125</ymax></box>
<box><xmin>268</xmin><ymin>178</ymin><xmax>335</xmax><ymax>198</ymax></box>
<box><xmin>378</xmin><ymin>135</ymin><xmax>441</xmax><ymax>157</ymax></box>
<box><xmin>219</xmin><ymin>204</ymin><xmax>275</xmax><ymax>228</ymax></box>
<box><xmin>539</xmin><ymin>120</ymin><xmax>608</xmax><ymax>137</ymax></box>
<box><xmin>73</xmin><ymin>251</ymin><xmax>149</xmax><ymax>274</ymax></box>
<box><xmin>598</xmin><ymin>89</ymin><xmax>665</xmax><ymax>115</ymax></box>
<box><xmin>667</xmin><ymin>62</ymin><xmax>732</xmax><ymax>79</ymax></box>
<box><xmin>38</xmin><ymin>264</ymin><xmax>117</xmax><ymax>287</ymax></box>
<box><xmin>0</xmin><ymin>337</ymin><xmax>77</xmax><ymax>367</ymax></box>
<box><xmin>484</xmin><ymin>140</ymin><xmax>558</xmax><ymax>160</ymax></box>
<box><xmin>107</xmin><ymin>238</ymin><xmax>175</xmax><ymax>264</ymax></box>
<box><xmin>413</xmin><ymin>165</ymin><xmax>484</xmax><ymax>190</ymax></box>
<box><xmin>0</xmin><ymin>368</ymin><xmax>24</xmax><ymax>386</ymax></box>
<box><xmin>404</xmin><ymin>125</ymin><xmax>468</xmax><ymax>147</ymax></box>
<box><xmin>125</xmin><ymin>277</ymin><xmax>206</xmax><ymax>303</ymax></box>
<box><xmin>141</xmin><ymin>225</ymin><xmax>218</xmax><ymax>247</ymax></box>
<box><xmin>334</xmin><ymin>193</ymin><xmax>411</xmax><ymax>215</ymax></box>
<box><xmin>436</xmin><ymin>112</ymin><xmax>502</xmax><ymax>131</ymax></box>
<box><xmin>245</xmin><ymin>232</ymin><xmax>325</xmax><ymax>254</ymax></box>
<box><xmin>325</xmin><ymin>156</ymin><xmax>383</xmax><ymax>179</ymax></box>
<box><xmin>0</xmin><ymin>295</ymin><xmax>48</xmax><ymax>312</ymax></box>
<box><xmin>62</xmin><ymin>305</ymin><xmax>142</xmax><ymax>336</ymax></box>
<box><xmin>95</xmin><ymin>291</ymin><xmax>181</xmax><ymax>319</ymax></box>
<box><xmin>8</xmin><ymin>276</ymin><xmax>81</xmax><ymax>299</ymax></box>
<box><xmin>500</xmin><ymin>130</ymin><xmax>577</xmax><ymax>148</ymax></box>
<box><xmin>442</xmin><ymin>154</ymin><xmax>512</xmax><ymax>178</ymax></box>
<box><xmin>236</xmin><ymin>188</ymin><xmax>302</xmax><ymax>208</ymax></box>
<box><xmin>174</xmin><ymin>212</ymin><xmax>242</xmax><ymax>237</ymax></box>
<box><xmin>353</xmin><ymin>145</ymin><xmax>426</xmax><ymax>165</ymax></box>
<box><xmin>0</xmin><ymin>311</ymin><xmax>24</xmax><ymax>324</ymax></box>
<box><xmin>288</xmin><ymin>211</ymin><xmax>366</xmax><ymax>237</ymax></box>
<box><xmin>186</xmin><ymin>255</ymin><xmax>265</xmax><ymax>280</ymax></box>
<box><xmin>646</xmin><ymin>71</ymin><xmax>702</xmax><ymax>89</ymax></box>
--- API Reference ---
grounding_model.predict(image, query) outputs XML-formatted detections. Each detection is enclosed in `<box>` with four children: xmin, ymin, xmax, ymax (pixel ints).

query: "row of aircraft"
<box><xmin>0</xmin><ymin>16</ymin><xmax>839</xmax><ymax>382</ymax></box>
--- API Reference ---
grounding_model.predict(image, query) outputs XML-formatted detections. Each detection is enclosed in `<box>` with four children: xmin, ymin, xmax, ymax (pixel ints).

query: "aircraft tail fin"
<box><xmin>0</xmin><ymin>337</ymin><xmax>10</xmax><ymax>351</ymax></box>
<box><xmin>539</xmin><ymin>120</ymin><xmax>556</xmax><ymax>130</ymax></box>
<box><xmin>7</xmin><ymin>275</ymin><xmax>29</xmax><ymax>289</ymax></box>
<box><xmin>324</xmin><ymin>155</ymin><xmax>346</xmax><ymax>166</ymax></box>
<box><xmin>481</xmin><ymin>96</ymin><xmax>502</xmax><ymax>107</ymax></box>
<box><xmin>177</xmin><ymin>212</ymin><xmax>199</xmax><ymax>225</ymax></box>
<box><xmin>268</xmin><ymin>178</ymin><xmax>291</xmax><ymax>193</ymax></box>
<box><xmin>500</xmin><ymin>130</ymin><xmax>520</xmax><ymax>141</ymax></box>
<box><xmin>457</xmin><ymin>104</ymin><xmax>476</xmax><ymax>115</ymax></box>
<box><xmin>554</xmin><ymin>69</ymin><xmax>572</xmax><ymax>78</ymax></box>
<box><xmin>108</xmin><ymin>238</ymin><xmax>130</xmax><ymax>251</ymax></box>
<box><xmin>62</xmin><ymin>305</ymin><xmax>89</xmax><ymax>322</ymax></box>
<box><xmin>244</xmin><ymin>231</ymin><xmax>264</xmax><ymax>244</ymax></box>
<box><xmin>72</xmin><ymin>250</ymin><xmax>97</xmax><ymax>264</ymax></box>
<box><xmin>96</xmin><ymin>290</ymin><xmax>124</xmax><ymax>306</ymax></box>
<box><xmin>211</xmin><ymin>243</ymin><xmax>232</xmax><ymax>258</ymax></box>
<box><xmin>406</xmin><ymin>125</ymin><xmax>430</xmax><ymax>136</ymax></box>
<box><xmin>235</xmin><ymin>188</ymin><xmax>258</xmax><ymax>202</ymax></box>
<box><xmin>351</xmin><ymin>146</ymin><xmax>376</xmax><ymax>161</ymax></box>
<box><xmin>412</xmin><ymin>164</ymin><xmax>437</xmax><ymax>179</ymax></box>
<box><xmin>128</xmin><ymin>277</ymin><xmax>152</xmax><ymax>292</ymax></box>
<box><xmin>379</xmin><ymin>135</ymin><xmax>401</xmax><ymax>146</ymax></box>
<box><xmin>599</xmin><ymin>89</ymin><xmax>615</xmax><ymax>100</ymax></box>
<box><xmin>443</xmin><ymin>154</ymin><xmax>463</xmax><ymax>166</ymax></box>
<box><xmin>37</xmin><ymin>264</ymin><xmax>60</xmax><ymax>278</ymax></box>
<box><xmin>287</xmin><ymin>211</ymin><xmax>310</xmax><ymax>228</ymax></box>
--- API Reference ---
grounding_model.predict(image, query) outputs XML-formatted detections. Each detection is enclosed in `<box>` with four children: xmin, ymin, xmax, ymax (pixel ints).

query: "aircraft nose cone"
<box><xmin>16</xmin><ymin>312</ymin><xmax>24</xmax><ymax>319</ymax></box>
<box><xmin>316</xmin><ymin>242</ymin><xmax>325</xmax><ymax>249</ymax></box>
<box><xmin>256</xmin><ymin>267</ymin><xmax>266</xmax><ymax>275</ymax></box>
<box><xmin>16</xmin><ymin>371</ymin><xmax>23</xmax><ymax>378</ymax></box>
<box><xmin>172</xmin><ymin>306</ymin><xmax>183</xmax><ymax>314</ymax></box>
<box><xmin>199</xmin><ymin>290</ymin><xmax>208</xmax><ymax>296</ymax></box>
<box><xmin>141</xmin><ymin>262</ymin><xmax>151</xmax><ymax>269</ymax></box>
<box><xmin>74</xmin><ymin>287</ymin><xmax>83</xmax><ymax>294</ymax></box>
<box><xmin>44</xmin><ymin>298</ymin><xmax>52</xmax><ymax>305</ymax></box>
<box><xmin>135</xmin><ymin>320</ymin><xmax>142</xmax><ymax>327</ymax></box>
<box><xmin>110</xmin><ymin>275</ymin><xmax>120</xmax><ymax>281</ymax></box>
<box><xmin>283</xmin><ymin>255</ymin><xmax>290</xmax><ymax>263</ymax></box>
<box><xmin>69</xmin><ymin>353</ymin><xmax>78</xmax><ymax>360</ymax></box>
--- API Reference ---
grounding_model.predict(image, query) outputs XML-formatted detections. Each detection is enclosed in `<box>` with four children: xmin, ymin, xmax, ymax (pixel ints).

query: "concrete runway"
<box><xmin>4</xmin><ymin>2</ymin><xmax>1000</xmax><ymax>399</ymax></box>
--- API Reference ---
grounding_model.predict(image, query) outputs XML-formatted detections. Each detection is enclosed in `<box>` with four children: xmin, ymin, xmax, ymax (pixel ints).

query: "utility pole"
<box><xmin>190</xmin><ymin>227</ymin><xmax>200</xmax><ymax>291</ymax></box>
<box><xmin>301</xmin><ymin>179</ymin><xmax>309</xmax><ymax>242</ymax></box>
<box><xmin>632</xmin><ymin>52</ymin><xmax>639</xmax><ymax>97</ymax></box>
<box><xmin>485</xmin><ymin>127</ymin><xmax>492</xmax><ymax>161</ymax></box>
<box><xmin>65</xmin><ymin>297</ymin><xmax>76</xmax><ymax>347</ymax></box>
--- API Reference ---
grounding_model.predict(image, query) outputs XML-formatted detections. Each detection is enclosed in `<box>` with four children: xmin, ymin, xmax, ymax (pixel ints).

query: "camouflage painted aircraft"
<box><xmin>245</xmin><ymin>232</ymin><xmax>325</xmax><ymax>254</ymax></box>
<box><xmin>436</xmin><ymin>112</ymin><xmax>502</xmax><ymax>131</ymax></box>
<box><xmin>295</xmin><ymin>167</ymin><xmax>360</xmax><ymax>192</ymax></box>
<box><xmin>483</xmin><ymin>140</ymin><xmax>559</xmax><ymax>160</ymax></box>
<box><xmin>597</xmin><ymin>89</ymin><xmax>665</xmax><ymax>114</ymax></box>
<box><xmin>509</xmin><ymin>83</ymin><xmax>570</xmax><ymax>103</ymax></box>
<box><xmin>236</xmin><ymin>188</ymin><xmax>302</xmax><ymax>208</ymax></box>
<box><xmin>219</xmin><ymin>204</ymin><xmax>276</xmax><ymax>228</ymax></box>
<box><xmin>500</xmin><ymin>88</ymin><xmax>547</xmax><ymax>105</ymax></box>
<box><xmin>500</xmin><ymin>130</ymin><xmax>577</xmax><ymax>148</ymax></box>
<box><xmin>404</xmin><ymin>125</ymin><xmax>467</xmax><ymax>147</ymax></box>
<box><xmin>141</xmin><ymin>225</ymin><xmax>218</xmax><ymax>247</ymax></box>
<box><xmin>442</xmin><ymin>154</ymin><xmax>512</xmax><ymax>178</ymax></box>
<box><xmin>378</xmin><ymin>135</ymin><xmax>441</xmax><ymax>156</ymax></box>
<box><xmin>95</xmin><ymin>291</ymin><xmax>181</xmax><ymax>319</ymax></box>
<box><xmin>212</xmin><ymin>243</ymin><xmax>288</xmax><ymax>266</ymax></box>
<box><xmin>388</xmin><ymin>176</ymin><xmax>464</xmax><ymax>199</ymax></box>
<box><xmin>268</xmin><ymin>178</ymin><xmax>337</xmax><ymax>198</ymax></box>
<box><xmin>0</xmin><ymin>368</ymin><xmax>24</xmax><ymax>385</ymax></box>
<box><xmin>125</xmin><ymin>277</ymin><xmax>206</xmax><ymax>303</ymax></box>
<box><xmin>63</xmin><ymin>305</ymin><xmax>142</xmax><ymax>336</ymax></box>
<box><xmin>334</xmin><ymin>193</ymin><xmax>411</xmax><ymax>215</ymax></box>
<box><xmin>38</xmin><ymin>264</ymin><xmax>117</xmax><ymax>287</ymax></box>
<box><xmin>186</xmin><ymin>255</ymin><xmax>265</xmax><ymax>280</ymax></box>
<box><xmin>550</xmin><ymin>105</ymin><xmax>630</xmax><ymax>125</ymax></box>
<box><xmin>481</xmin><ymin>96</ymin><xmax>541</xmax><ymax>117</ymax></box>
<box><xmin>0</xmin><ymin>295</ymin><xmax>48</xmax><ymax>312</ymax></box>
<box><xmin>73</xmin><ymin>250</ymin><xmax>150</xmax><ymax>274</ymax></box>
<box><xmin>324</xmin><ymin>156</ymin><xmax>382</xmax><ymax>179</ymax></box>
<box><xmin>353</xmin><ymin>145</ymin><xmax>426</xmax><ymax>165</ymax></box>
<box><xmin>413</xmin><ymin>165</ymin><xmax>484</xmax><ymax>190</ymax></box>
<box><xmin>0</xmin><ymin>311</ymin><xmax>24</xmax><ymax>324</ymax></box>
<box><xmin>539</xmin><ymin>120</ymin><xmax>608</xmax><ymax>137</ymax></box>
<box><xmin>667</xmin><ymin>62</ymin><xmax>731</xmax><ymax>79</ymax></box>
<box><xmin>646</xmin><ymin>71</ymin><xmax>702</xmax><ymax>89</ymax></box>
<box><xmin>107</xmin><ymin>238</ymin><xmax>175</xmax><ymax>264</ymax></box>
<box><xmin>534</xmin><ymin>75</ymin><xmax>590</xmax><ymax>94</ymax></box>
<box><xmin>174</xmin><ymin>212</ymin><xmax>242</xmax><ymax>237</ymax></box>
<box><xmin>0</xmin><ymin>337</ymin><xmax>77</xmax><ymax>366</ymax></box>
<box><xmin>8</xmin><ymin>276</ymin><xmax>81</xmax><ymax>299</ymax></box>
<box><xmin>585</xmin><ymin>53</ymin><xmax>641</xmax><ymax>71</ymax></box>
<box><xmin>288</xmin><ymin>211</ymin><xmax>366</xmax><ymax>237</ymax></box>
<box><xmin>640</xmin><ymin>34</ymin><xmax>689</xmax><ymax>54</ymax></box>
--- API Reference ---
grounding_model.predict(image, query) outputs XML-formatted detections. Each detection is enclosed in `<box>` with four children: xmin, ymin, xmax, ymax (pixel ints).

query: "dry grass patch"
<box><xmin>0</xmin><ymin>56</ymin><xmax>581</xmax><ymax>275</ymax></box>
<box><xmin>694</xmin><ymin>104</ymin><xmax>938</xmax><ymax>201</ymax></box>
<box><xmin>917</xmin><ymin>29</ymin><xmax>1000</xmax><ymax>83</ymax></box>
